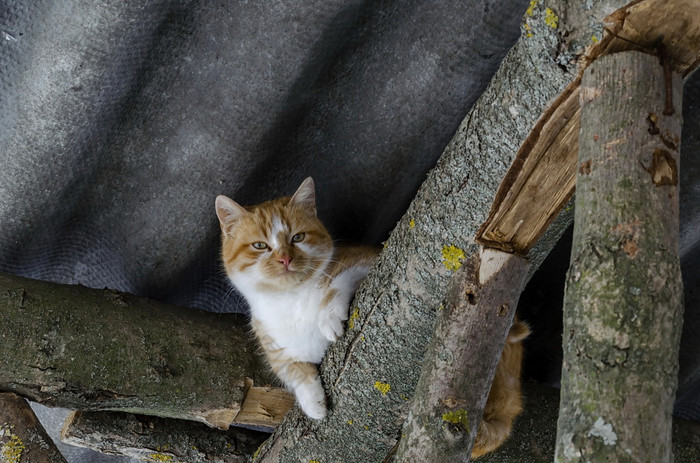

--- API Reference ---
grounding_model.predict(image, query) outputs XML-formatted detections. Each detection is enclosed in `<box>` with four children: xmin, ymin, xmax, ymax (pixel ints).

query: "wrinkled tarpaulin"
<box><xmin>0</xmin><ymin>1</ymin><xmax>698</xmax><ymax>462</ymax></box>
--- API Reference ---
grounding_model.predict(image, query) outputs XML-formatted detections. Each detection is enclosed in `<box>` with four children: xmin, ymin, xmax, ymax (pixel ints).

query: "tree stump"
<box><xmin>555</xmin><ymin>51</ymin><xmax>684</xmax><ymax>462</ymax></box>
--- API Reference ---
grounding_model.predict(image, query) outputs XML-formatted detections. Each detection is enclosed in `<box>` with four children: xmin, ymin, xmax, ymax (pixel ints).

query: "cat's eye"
<box><xmin>291</xmin><ymin>233</ymin><xmax>305</xmax><ymax>243</ymax></box>
<box><xmin>252</xmin><ymin>242</ymin><xmax>268</xmax><ymax>250</ymax></box>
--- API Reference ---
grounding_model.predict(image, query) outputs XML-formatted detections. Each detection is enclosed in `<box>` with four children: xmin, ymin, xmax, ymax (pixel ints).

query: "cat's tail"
<box><xmin>471</xmin><ymin>318</ymin><xmax>531</xmax><ymax>459</ymax></box>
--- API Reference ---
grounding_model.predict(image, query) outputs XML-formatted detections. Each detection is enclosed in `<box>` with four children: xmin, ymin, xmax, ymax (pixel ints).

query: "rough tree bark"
<box><xmin>394</xmin><ymin>249</ymin><xmax>529</xmax><ymax>461</ymax></box>
<box><xmin>0</xmin><ymin>393</ymin><xmax>67</xmax><ymax>463</ymax></box>
<box><xmin>0</xmin><ymin>272</ymin><xmax>278</xmax><ymax>430</ymax></box>
<box><xmin>555</xmin><ymin>51</ymin><xmax>684</xmax><ymax>461</ymax></box>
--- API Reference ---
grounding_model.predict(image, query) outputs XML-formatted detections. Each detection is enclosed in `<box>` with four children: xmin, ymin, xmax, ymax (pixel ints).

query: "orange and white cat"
<box><xmin>215</xmin><ymin>177</ymin><xmax>376</xmax><ymax>419</ymax></box>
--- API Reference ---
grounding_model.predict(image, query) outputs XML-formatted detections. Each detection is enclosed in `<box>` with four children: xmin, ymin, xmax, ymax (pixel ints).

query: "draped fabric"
<box><xmin>1</xmin><ymin>1</ymin><xmax>699</xmax><ymax>462</ymax></box>
<box><xmin>0</xmin><ymin>0</ymin><xmax>524</xmax><ymax>314</ymax></box>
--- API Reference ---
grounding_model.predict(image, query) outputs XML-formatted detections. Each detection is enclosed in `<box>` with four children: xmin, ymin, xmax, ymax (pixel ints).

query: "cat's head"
<box><xmin>215</xmin><ymin>177</ymin><xmax>333</xmax><ymax>291</ymax></box>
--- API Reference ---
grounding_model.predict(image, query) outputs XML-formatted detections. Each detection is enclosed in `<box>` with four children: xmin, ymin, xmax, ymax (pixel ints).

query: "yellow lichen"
<box><xmin>0</xmin><ymin>425</ymin><xmax>25</xmax><ymax>463</ymax></box>
<box><xmin>348</xmin><ymin>307</ymin><xmax>360</xmax><ymax>330</ymax></box>
<box><xmin>347</xmin><ymin>419</ymin><xmax>354</xmax><ymax>425</ymax></box>
<box><xmin>148</xmin><ymin>454</ymin><xmax>174</xmax><ymax>462</ymax></box>
<box><xmin>309</xmin><ymin>460</ymin><xmax>321</xmax><ymax>463</ymax></box>
<box><xmin>441</xmin><ymin>245</ymin><xmax>465</xmax><ymax>271</ymax></box>
<box><xmin>252</xmin><ymin>444</ymin><xmax>263</xmax><ymax>461</ymax></box>
<box><xmin>523</xmin><ymin>23</ymin><xmax>533</xmax><ymax>38</ymax></box>
<box><xmin>544</xmin><ymin>7</ymin><xmax>559</xmax><ymax>29</ymax></box>
<box><xmin>409</xmin><ymin>219</ymin><xmax>415</xmax><ymax>228</ymax></box>
<box><xmin>526</xmin><ymin>0</ymin><xmax>538</xmax><ymax>16</ymax></box>
<box><xmin>442</xmin><ymin>409</ymin><xmax>470</xmax><ymax>431</ymax></box>
<box><xmin>374</xmin><ymin>381</ymin><xmax>391</xmax><ymax>395</ymax></box>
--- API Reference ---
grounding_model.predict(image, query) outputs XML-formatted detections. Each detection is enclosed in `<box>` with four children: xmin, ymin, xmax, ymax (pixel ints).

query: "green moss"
<box><xmin>617</xmin><ymin>177</ymin><xmax>633</xmax><ymax>189</ymax></box>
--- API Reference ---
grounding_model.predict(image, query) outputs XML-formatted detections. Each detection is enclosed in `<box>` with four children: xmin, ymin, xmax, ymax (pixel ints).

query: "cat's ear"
<box><xmin>289</xmin><ymin>177</ymin><xmax>317</xmax><ymax>215</ymax></box>
<box><xmin>215</xmin><ymin>195</ymin><xmax>247</xmax><ymax>233</ymax></box>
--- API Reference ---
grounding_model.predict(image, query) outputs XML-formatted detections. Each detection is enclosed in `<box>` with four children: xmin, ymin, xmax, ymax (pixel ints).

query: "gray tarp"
<box><xmin>1</xmin><ymin>1</ymin><xmax>698</xmax><ymax>462</ymax></box>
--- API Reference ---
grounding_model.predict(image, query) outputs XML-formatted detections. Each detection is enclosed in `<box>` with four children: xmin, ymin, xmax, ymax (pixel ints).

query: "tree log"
<box><xmin>0</xmin><ymin>272</ymin><xmax>277</xmax><ymax>430</ymax></box>
<box><xmin>555</xmin><ymin>51</ymin><xmax>684</xmax><ymax>461</ymax></box>
<box><xmin>61</xmin><ymin>410</ymin><xmax>268</xmax><ymax>463</ymax></box>
<box><xmin>394</xmin><ymin>249</ymin><xmax>529</xmax><ymax>461</ymax></box>
<box><xmin>0</xmin><ymin>393</ymin><xmax>68</xmax><ymax>463</ymax></box>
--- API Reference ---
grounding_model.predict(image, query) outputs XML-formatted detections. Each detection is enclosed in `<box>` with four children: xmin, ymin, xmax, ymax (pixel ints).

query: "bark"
<box><xmin>61</xmin><ymin>410</ymin><xmax>267</xmax><ymax>463</ymax></box>
<box><xmin>555</xmin><ymin>51</ymin><xmax>684</xmax><ymax>461</ymax></box>
<box><xmin>253</xmin><ymin>2</ymin><xmax>629</xmax><ymax>462</ymax></box>
<box><xmin>394</xmin><ymin>249</ymin><xmax>529</xmax><ymax>462</ymax></box>
<box><xmin>0</xmin><ymin>393</ymin><xmax>68</xmax><ymax>463</ymax></box>
<box><xmin>0</xmin><ymin>272</ymin><xmax>276</xmax><ymax>430</ymax></box>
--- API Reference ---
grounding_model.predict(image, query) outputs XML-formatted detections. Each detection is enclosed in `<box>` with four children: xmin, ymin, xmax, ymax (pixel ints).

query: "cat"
<box><xmin>215</xmin><ymin>177</ymin><xmax>377</xmax><ymax>420</ymax></box>
<box><xmin>471</xmin><ymin>316</ymin><xmax>531</xmax><ymax>459</ymax></box>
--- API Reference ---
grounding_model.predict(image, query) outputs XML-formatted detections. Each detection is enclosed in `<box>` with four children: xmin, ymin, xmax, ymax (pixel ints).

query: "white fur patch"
<box><xmin>270</xmin><ymin>214</ymin><xmax>286</xmax><ymax>248</ymax></box>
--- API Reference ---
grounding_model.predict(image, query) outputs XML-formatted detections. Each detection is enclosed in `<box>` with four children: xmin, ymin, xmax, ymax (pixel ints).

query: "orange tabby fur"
<box><xmin>471</xmin><ymin>317</ymin><xmax>531</xmax><ymax>459</ymax></box>
<box><xmin>215</xmin><ymin>178</ymin><xmax>376</xmax><ymax>419</ymax></box>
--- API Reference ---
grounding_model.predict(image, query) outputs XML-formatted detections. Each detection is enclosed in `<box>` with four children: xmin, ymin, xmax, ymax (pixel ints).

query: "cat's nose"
<box><xmin>278</xmin><ymin>255</ymin><xmax>292</xmax><ymax>269</ymax></box>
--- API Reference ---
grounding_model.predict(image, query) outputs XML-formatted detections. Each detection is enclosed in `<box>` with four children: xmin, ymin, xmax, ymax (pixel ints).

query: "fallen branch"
<box><xmin>61</xmin><ymin>410</ymin><xmax>268</xmax><ymax>462</ymax></box>
<box><xmin>0</xmin><ymin>272</ymin><xmax>282</xmax><ymax>430</ymax></box>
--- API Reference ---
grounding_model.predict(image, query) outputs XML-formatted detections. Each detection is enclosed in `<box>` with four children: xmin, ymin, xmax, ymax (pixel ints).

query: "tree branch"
<box><xmin>395</xmin><ymin>249</ymin><xmax>529</xmax><ymax>461</ymax></box>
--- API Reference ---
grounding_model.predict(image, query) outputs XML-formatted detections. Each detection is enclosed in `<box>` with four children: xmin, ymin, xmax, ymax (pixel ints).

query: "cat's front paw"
<box><xmin>295</xmin><ymin>382</ymin><xmax>327</xmax><ymax>420</ymax></box>
<box><xmin>318</xmin><ymin>310</ymin><xmax>345</xmax><ymax>342</ymax></box>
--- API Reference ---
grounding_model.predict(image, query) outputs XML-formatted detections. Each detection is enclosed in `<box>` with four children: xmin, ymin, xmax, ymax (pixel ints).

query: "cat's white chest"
<box><xmin>246</xmin><ymin>284</ymin><xmax>330</xmax><ymax>363</ymax></box>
